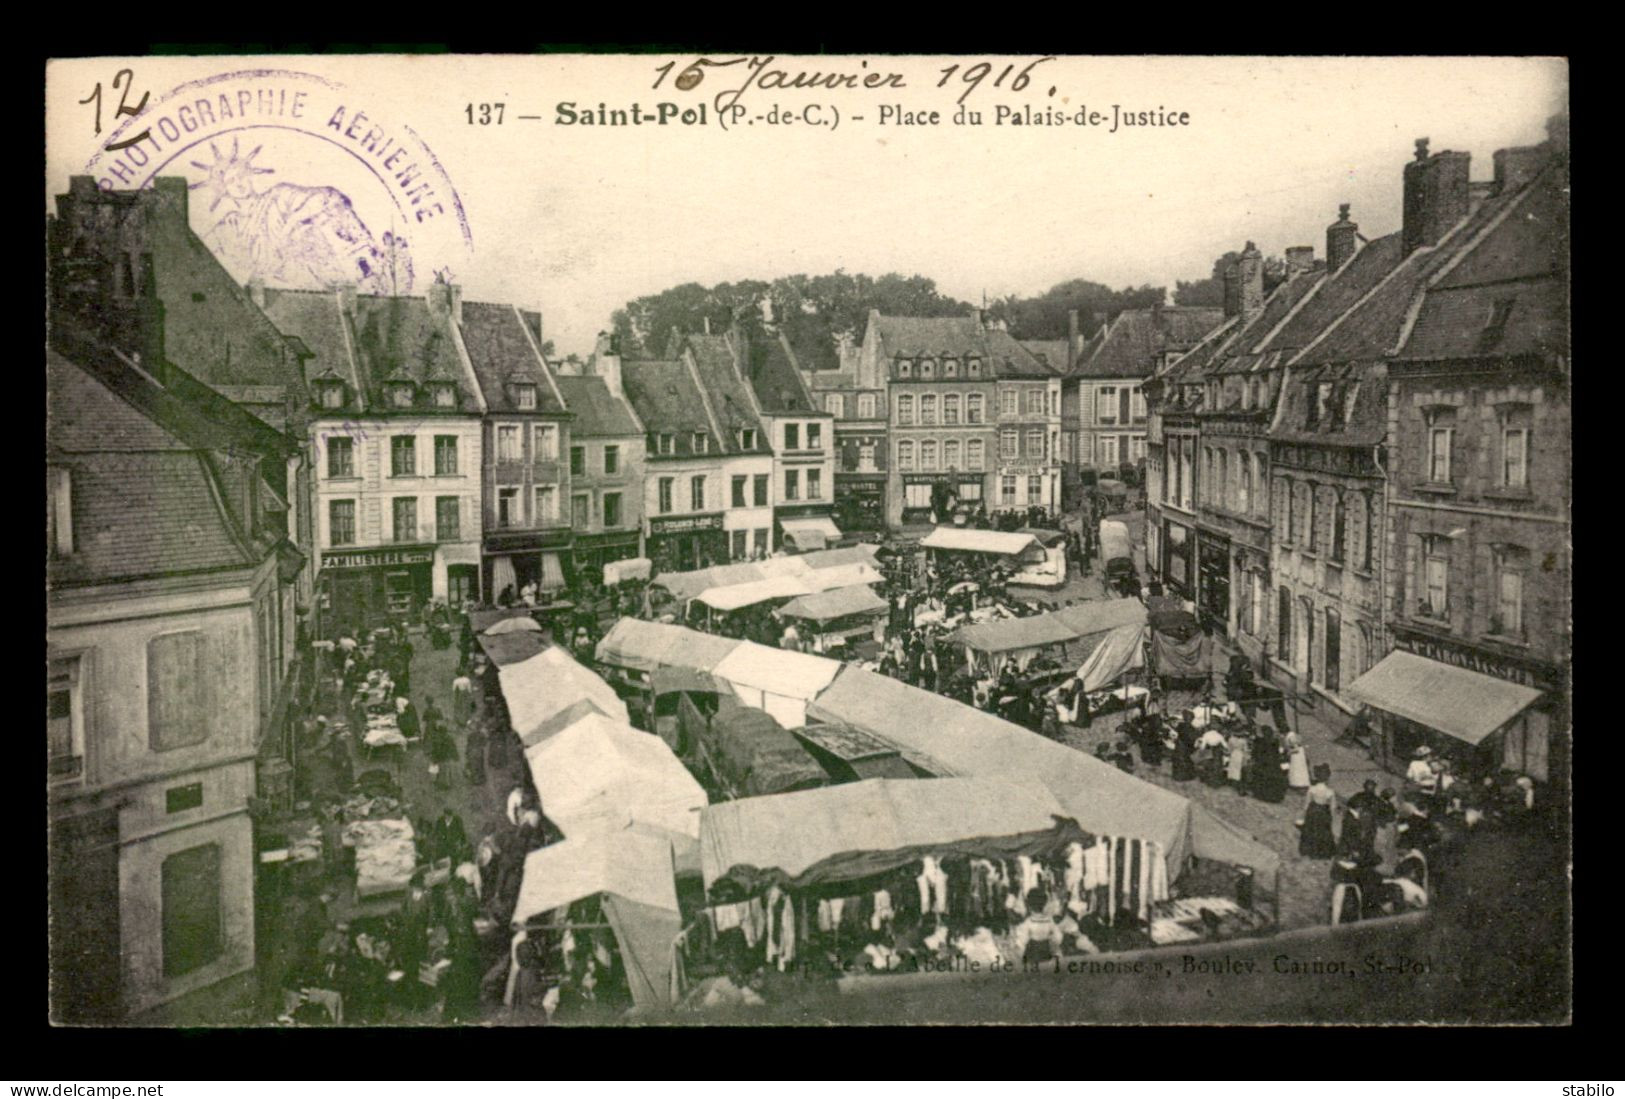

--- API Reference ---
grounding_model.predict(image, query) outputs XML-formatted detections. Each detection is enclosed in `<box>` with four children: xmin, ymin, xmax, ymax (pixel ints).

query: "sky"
<box><xmin>46</xmin><ymin>55</ymin><xmax>1567</xmax><ymax>357</ymax></box>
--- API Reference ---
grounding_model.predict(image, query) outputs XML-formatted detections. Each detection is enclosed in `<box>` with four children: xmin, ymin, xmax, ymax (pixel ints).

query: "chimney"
<box><xmin>427</xmin><ymin>280</ymin><xmax>462</xmax><ymax>323</ymax></box>
<box><xmin>521</xmin><ymin>309</ymin><xmax>544</xmax><ymax>347</ymax></box>
<box><xmin>1284</xmin><ymin>245</ymin><xmax>1315</xmax><ymax>276</ymax></box>
<box><xmin>967</xmin><ymin>306</ymin><xmax>983</xmax><ymax>329</ymax></box>
<box><xmin>1327</xmin><ymin>205</ymin><xmax>1359</xmax><ymax>273</ymax></box>
<box><xmin>1068</xmin><ymin>309</ymin><xmax>1080</xmax><ymax>364</ymax></box>
<box><xmin>593</xmin><ymin>331</ymin><xmax>624</xmax><ymax>399</ymax></box>
<box><xmin>1493</xmin><ymin>145</ymin><xmax>1547</xmax><ymax>194</ymax></box>
<box><xmin>759</xmin><ymin>295</ymin><xmax>776</xmax><ymax>330</ymax></box>
<box><xmin>1225</xmin><ymin>242</ymin><xmax>1264</xmax><ymax>322</ymax></box>
<box><xmin>1402</xmin><ymin>138</ymin><xmax>1471</xmax><ymax>255</ymax></box>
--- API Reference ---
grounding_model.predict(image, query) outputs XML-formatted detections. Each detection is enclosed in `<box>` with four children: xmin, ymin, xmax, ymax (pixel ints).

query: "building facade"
<box><xmin>262</xmin><ymin>284</ymin><xmax>486</xmax><ymax>632</ymax></box>
<box><xmin>802</xmin><ymin>333</ymin><xmax>889</xmax><ymax>533</ymax></box>
<box><xmin>680</xmin><ymin>331</ymin><xmax>780</xmax><ymax>559</ymax></box>
<box><xmin>555</xmin><ymin>333</ymin><xmax>647</xmax><ymax>578</ymax></box>
<box><xmin>989</xmin><ymin>330</ymin><xmax>1063</xmax><ymax>516</ymax></box>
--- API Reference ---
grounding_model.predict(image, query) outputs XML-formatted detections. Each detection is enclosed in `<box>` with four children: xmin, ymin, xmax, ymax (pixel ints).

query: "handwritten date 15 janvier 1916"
<box><xmin>652</xmin><ymin>56</ymin><xmax>1059</xmax><ymax>110</ymax></box>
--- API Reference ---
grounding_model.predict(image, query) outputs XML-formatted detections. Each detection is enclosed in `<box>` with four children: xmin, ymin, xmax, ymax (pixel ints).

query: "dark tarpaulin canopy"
<box><xmin>650</xmin><ymin>665</ymin><xmax>725</xmax><ymax>698</ymax></box>
<box><xmin>1152</xmin><ymin>629</ymin><xmax>1209</xmax><ymax>678</ymax></box>
<box><xmin>712</xmin><ymin>816</ymin><xmax>1092</xmax><ymax>898</ymax></box>
<box><xmin>703</xmin><ymin>700</ymin><xmax>827</xmax><ymax>797</ymax></box>
<box><xmin>1146</xmin><ymin>596</ymin><xmax>1201</xmax><ymax>642</ymax></box>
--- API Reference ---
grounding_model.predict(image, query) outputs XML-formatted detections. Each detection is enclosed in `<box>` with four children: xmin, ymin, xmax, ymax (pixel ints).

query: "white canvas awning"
<box><xmin>694</xmin><ymin>575</ymin><xmax>814</xmax><ymax>612</ymax></box>
<box><xmin>523</xmin><ymin>710</ymin><xmax>708</xmax><ymax>840</ymax></box>
<box><xmin>1347</xmin><ymin>650</ymin><xmax>1543</xmax><ymax>746</ymax></box>
<box><xmin>781</xmin><ymin>516</ymin><xmax>843</xmax><ymax>550</ymax></box>
<box><xmin>920</xmin><ymin>527</ymin><xmax>1042</xmax><ymax>558</ymax></box>
<box><xmin>498</xmin><ymin>646</ymin><xmax>629</xmax><ymax>744</ymax></box>
<box><xmin>604</xmin><ymin>557</ymin><xmax>652</xmax><ymax>586</ymax></box>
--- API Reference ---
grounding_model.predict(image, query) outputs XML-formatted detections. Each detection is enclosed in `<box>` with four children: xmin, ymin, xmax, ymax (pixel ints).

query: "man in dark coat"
<box><xmin>431</xmin><ymin>807</ymin><xmax>470</xmax><ymax>865</ymax></box>
<box><xmin>397</xmin><ymin>699</ymin><xmax>421</xmax><ymax>742</ymax></box>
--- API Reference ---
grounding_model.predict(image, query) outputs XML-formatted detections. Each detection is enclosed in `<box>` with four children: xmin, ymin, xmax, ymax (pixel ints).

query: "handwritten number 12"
<box><xmin>81</xmin><ymin>70</ymin><xmax>151</xmax><ymax>150</ymax></box>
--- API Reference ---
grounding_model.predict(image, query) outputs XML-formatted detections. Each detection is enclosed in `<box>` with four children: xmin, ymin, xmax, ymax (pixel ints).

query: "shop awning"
<box><xmin>604</xmin><ymin>557</ymin><xmax>652</xmax><ymax>586</ymax></box>
<box><xmin>595</xmin><ymin>617</ymin><xmax>743</xmax><ymax>675</ymax></box>
<box><xmin>920</xmin><ymin>527</ymin><xmax>1041</xmax><ymax>557</ymax></box>
<box><xmin>782</xmin><ymin>516</ymin><xmax>843</xmax><ymax>551</ymax></box>
<box><xmin>1347</xmin><ymin>650</ymin><xmax>1543</xmax><ymax>746</ymax></box>
<box><xmin>712</xmin><ymin>642</ymin><xmax>841</xmax><ymax>703</ymax></box>
<box><xmin>776</xmin><ymin>584</ymin><xmax>888</xmax><ymax>623</ymax></box>
<box><xmin>694</xmin><ymin>575</ymin><xmax>814</xmax><ymax>612</ymax></box>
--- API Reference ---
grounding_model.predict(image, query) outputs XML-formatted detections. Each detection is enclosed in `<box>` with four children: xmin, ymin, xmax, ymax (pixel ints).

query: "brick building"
<box><xmin>554</xmin><ymin>334</ymin><xmax>647</xmax><ymax>578</ymax></box>
<box><xmin>989</xmin><ymin>329</ymin><xmax>1064</xmax><ymax>516</ymax></box>
<box><xmin>802</xmin><ymin>333</ymin><xmax>889</xmax><ymax>534</ymax></box>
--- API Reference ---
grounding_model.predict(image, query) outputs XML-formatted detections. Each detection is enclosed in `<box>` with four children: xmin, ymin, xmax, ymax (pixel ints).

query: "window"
<box><xmin>1025</xmin><ymin>389</ymin><xmax>1044</xmax><ymax>415</ymax></box>
<box><xmin>526</xmin><ymin>424</ymin><xmax>552</xmax><ymax>462</ymax></box>
<box><xmin>897</xmin><ymin>358</ymin><xmax>913</xmax><ymax>378</ymax></box>
<box><xmin>1421</xmin><ymin>535</ymin><xmax>1450</xmax><ymax>618</ymax></box>
<box><xmin>905</xmin><ymin>483</ymin><xmax>932</xmax><ymax>509</ymax></box>
<box><xmin>920</xmin><ymin>441</ymin><xmax>938</xmax><ymax>471</ymax></box>
<box><xmin>496</xmin><ymin>425</ymin><xmax>520</xmax><ymax>463</ymax></box>
<box><xmin>603</xmin><ymin>445</ymin><xmax>620</xmax><ymax>475</ymax></box>
<box><xmin>1332</xmin><ymin>490</ymin><xmax>1347</xmax><ymax>562</ymax></box>
<box><xmin>754</xmin><ymin>528</ymin><xmax>769</xmax><ymax>557</ymax></box>
<box><xmin>1277</xmin><ymin>587</ymin><xmax>1292</xmax><ymax>665</ymax></box>
<box><xmin>1001</xmin><ymin>389</ymin><xmax>1018</xmax><ymax>417</ymax></box>
<box><xmin>1426</xmin><ymin>409</ymin><xmax>1456</xmax><ymax>483</ymax></box>
<box><xmin>1492</xmin><ymin>546</ymin><xmax>1528</xmax><ymax>637</ymax></box>
<box><xmin>920</xmin><ymin>396</ymin><xmax>937</xmax><ymax>426</ymax></box>
<box><xmin>432</xmin><ymin>383</ymin><xmax>455</xmax><ymax>408</ymax></box>
<box><xmin>1203</xmin><ymin>448</ymin><xmax>1214</xmax><ymax>506</ymax></box>
<box><xmin>498</xmin><ymin>487</ymin><xmax>520</xmax><ymax>527</ymax></box>
<box><xmin>392</xmin><ymin>497</ymin><xmax>417</xmax><ymax>542</ymax></box>
<box><xmin>1309</xmin><ymin>381</ymin><xmax>1334</xmax><ymax>427</ymax></box>
<box><xmin>1361</xmin><ymin>491</ymin><xmax>1376</xmax><ymax>569</ymax></box>
<box><xmin>1001</xmin><ymin>429</ymin><xmax>1018</xmax><ymax>461</ymax></box>
<box><xmin>754</xmin><ymin>475</ymin><xmax>768</xmax><ymax>506</ymax></box>
<box><xmin>785</xmin><ymin>424</ymin><xmax>800</xmax><ymax>450</ymax></box>
<box><xmin>732</xmin><ymin>530</ymin><xmax>748</xmax><ymax>560</ymax></box>
<box><xmin>943</xmin><ymin>358</ymin><xmax>959</xmax><ymax>378</ymax></box>
<box><xmin>1307</xmin><ymin>483</ymin><xmax>1320</xmax><ymax>553</ymax></box>
<box><xmin>967</xmin><ymin>357</ymin><xmax>982</xmax><ymax>377</ymax></box>
<box><xmin>825</xmin><ymin>394</ymin><xmax>844</xmax><ymax>418</ymax></box>
<box><xmin>1324</xmin><ymin>608</ymin><xmax>1342</xmax><ymax>692</ymax></box>
<box><xmin>329</xmin><ymin>500</ymin><xmax>356</xmax><ymax>546</ymax></box>
<box><xmin>944</xmin><ymin>440</ymin><xmax>961</xmax><ymax>469</ymax></box>
<box><xmin>658</xmin><ymin>478</ymin><xmax>674</xmax><ymax>515</ymax></box>
<box><xmin>739</xmin><ymin>428</ymin><xmax>757</xmax><ymax>450</ymax></box>
<box><xmin>966</xmin><ymin>439</ymin><xmax>984</xmax><ymax>471</ymax></box>
<box><xmin>390</xmin><ymin>382</ymin><xmax>414</xmax><ymax>408</ymax></box>
<box><xmin>959</xmin><ymin>481</ymin><xmax>983</xmax><ymax>502</ymax></box>
<box><xmin>858</xmin><ymin>393</ymin><xmax>876</xmax><ymax>419</ymax></box>
<box><xmin>1097</xmin><ymin>386</ymin><xmax>1118</xmax><ymax>425</ymax></box>
<box><xmin>572</xmin><ymin>494</ymin><xmax>589</xmax><ymax>528</ymax></box>
<box><xmin>318</xmin><ymin>381</ymin><xmax>344</xmax><ymax>409</ymax></box>
<box><xmin>1281</xmin><ymin>478</ymin><xmax>1295</xmax><ymax>543</ymax></box>
<box><xmin>391</xmin><ymin>436</ymin><xmax>416</xmax><ymax>476</ymax></box>
<box><xmin>1001</xmin><ymin>475</ymin><xmax>1017</xmax><ymax>505</ymax></box>
<box><xmin>807</xmin><ymin>469</ymin><xmax>822</xmax><ymax>499</ymax></box>
<box><xmin>808</xmin><ymin>423</ymin><xmax>822</xmax><ymax>450</ymax></box>
<box><xmin>1025</xmin><ymin>428</ymin><xmax>1044</xmax><ymax>458</ymax></box>
<box><xmin>692</xmin><ymin>432</ymin><xmax>708</xmax><ymax>454</ymax></box>
<box><xmin>967</xmin><ymin>395</ymin><xmax>985</xmax><ymax>424</ymax></box>
<box><xmin>435</xmin><ymin>496</ymin><xmax>460</xmax><ymax>541</ymax></box>
<box><xmin>898</xmin><ymin>441</ymin><xmax>915</xmax><ymax>471</ymax></box>
<box><xmin>515</xmin><ymin>384</ymin><xmax>537</xmax><ymax>410</ymax></box>
<box><xmin>1250</xmin><ymin>571</ymin><xmax>1266</xmax><ymax>638</ymax></box>
<box><xmin>162</xmin><ymin>844</ymin><xmax>223</xmax><ymax>978</ymax></box>
<box><xmin>690</xmin><ymin>476</ymin><xmax>706</xmax><ymax>511</ymax></box>
<box><xmin>732</xmin><ymin>475</ymin><xmax>747</xmax><ymax>508</ymax></box>
<box><xmin>534</xmin><ymin>485</ymin><xmax>556</xmax><ymax>523</ymax></box>
<box><xmin>897</xmin><ymin>395</ymin><xmax>914</xmax><ymax>426</ymax></box>
<box><xmin>785</xmin><ymin>469</ymin><xmax>801</xmax><ymax>500</ymax></box>
<box><xmin>1028</xmin><ymin>477</ymin><xmax>1043</xmax><ymax>505</ymax></box>
<box><xmin>1099</xmin><ymin>435</ymin><xmax>1118</xmax><ymax>468</ymax></box>
<box><xmin>1238</xmin><ymin>454</ymin><xmax>1251</xmax><ymax>514</ymax></box>
<box><xmin>920</xmin><ymin>358</ymin><xmax>936</xmax><ymax>379</ymax></box>
<box><xmin>858</xmin><ymin>442</ymin><xmax>877</xmax><ymax>471</ymax></box>
<box><xmin>48</xmin><ymin>656</ymin><xmax>83</xmax><ymax>781</ymax></box>
<box><xmin>658</xmin><ymin>433</ymin><xmax>674</xmax><ymax>455</ymax></box>
<box><xmin>1132</xmin><ymin>388</ymin><xmax>1147</xmax><ymax>420</ymax></box>
<box><xmin>944</xmin><ymin>395</ymin><xmax>960</xmax><ymax>425</ymax></box>
<box><xmin>148</xmin><ymin>631</ymin><xmax>204</xmax><ymax>751</ymax></box>
<box><xmin>570</xmin><ymin>446</ymin><xmax>585</xmax><ymax>477</ymax></box>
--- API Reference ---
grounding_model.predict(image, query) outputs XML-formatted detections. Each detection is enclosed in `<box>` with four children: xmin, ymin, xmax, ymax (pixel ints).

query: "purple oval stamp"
<box><xmin>82</xmin><ymin>68</ymin><xmax>473</xmax><ymax>295</ymax></box>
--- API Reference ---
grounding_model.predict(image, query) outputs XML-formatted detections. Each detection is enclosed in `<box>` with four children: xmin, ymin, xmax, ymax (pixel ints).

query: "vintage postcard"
<box><xmin>44</xmin><ymin>53</ymin><xmax>1569</xmax><ymax>1026</ymax></box>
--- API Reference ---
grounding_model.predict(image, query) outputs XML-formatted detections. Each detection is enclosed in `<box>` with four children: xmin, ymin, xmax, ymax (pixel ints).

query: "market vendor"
<box><xmin>1010</xmin><ymin>889</ymin><xmax>1065</xmax><ymax>966</ymax></box>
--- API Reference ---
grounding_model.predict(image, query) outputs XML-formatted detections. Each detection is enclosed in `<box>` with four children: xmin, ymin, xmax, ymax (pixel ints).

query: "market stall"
<box><xmin>685</xmin><ymin>696</ymin><xmax>830</xmax><ymax>800</ymax></box>
<box><xmin>691</xmin><ymin>574</ymin><xmax>815</xmax><ymax>626</ymax></box>
<box><xmin>498</xmin><ymin>645</ymin><xmax>630</xmax><ymax>745</ymax></box>
<box><xmin>792</xmin><ymin>723</ymin><xmax>918</xmax><ymax>783</ymax></box>
<box><xmin>774</xmin><ymin>585</ymin><xmax>889</xmax><ymax>653</ymax></box>
<box><xmin>780</xmin><ymin>516</ymin><xmax>844</xmax><ymax>553</ymax></box>
<box><xmin>710</xmin><ymin>641</ymin><xmax>842</xmax><ymax>730</ymax></box>
<box><xmin>604</xmin><ymin>556</ymin><xmax>653</xmax><ymax>587</ymax></box>
<box><xmin>1010</xmin><ymin>529</ymin><xmax>1069</xmax><ymax>589</ymax></box>
<box><xmin>954</xmin><ymin>598</ymin><xmax>1148</xmax><ymax>680</ymax></box>
<box><xmin>509</xmin><ymin>828</ymin><xmax>684</xmax><ymax>1012</ymax></box>
<box><xmin>920</xmin><ymin>526</ymin><xmax>1046</xmax><ymax>569</ymax></box>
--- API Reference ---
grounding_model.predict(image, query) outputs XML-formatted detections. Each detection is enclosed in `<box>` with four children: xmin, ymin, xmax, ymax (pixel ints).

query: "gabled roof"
<box><xmin>461</xmin><ymin>301</ymin><xmax>566</xmax><ymax>414</ymax></box>
<box><xmin>555</xmin><ymin>374</ymin><xmax>640</xmax><ymax>438</ymax></box>
<box><xmin>1270</xmin><ymin>362</ymin><xmax>1390</xmax><ymax>448</ymax></box>
<box><xmin>743</xmin><ymin>330</ymin><xmax>821</xmax><ymax>414</ymax></box>
<box><xmin>261</xmin><ymin>289</ymin><xmax>361</xmax><ymax>398</ymax></box>
<box><xmin>986</xmin><ymin>329</ymin><xmax>1052</xmax><ymax>377</ymax></box>
<box><xmin>347</xmin><ymin>295</ymin><xmax>475</xmax><ymax>408</ymax></box>
<box><xmin>622</xmin><ymin>358</ymin><xmax>723</xmax><ymax>456</ymax></box>
<box><xmin>872</xmin><ymin>314</ymin><xmax>988</xmax><ymax>359</ymax></box>
<box><xmin>1020</xmin><ymin>339</ymin><xmax>1072</xmax><ymax>375</ymax></box>
<box><xmin>681</xmin><ymin>333</ymin><xmax>769</xmax><ymax>451</ymax></box>
<box><xmin>1079</xmin><ymin>307</ymin><xmax>1226</xmax><ymax>380</ymax></box>
<box><xmin>1210</xmin><ymin>276</ymin><xmax>1324</xmax><ymax>375</ymax></box>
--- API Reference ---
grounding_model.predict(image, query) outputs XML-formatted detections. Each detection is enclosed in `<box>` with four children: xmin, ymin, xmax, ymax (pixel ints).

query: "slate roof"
<box><xmin>260</xmin><ymin>289</ymin><xmax>360</xmax><ymax>396</ymax></box>
<box><xmin>682</xmin><ymin>333</ymin><xmax>770</xmax><ymax>451</ymax></box>
<box><xmin>1079</xmin><ymin>307</ymin><xmax>1226</xmax><ymax>379</ymax></box>
<box><xmin>872</xmin><ymin>315</ymin><xmax>988</xmax><ymax>358</ymax></box>
<box><xmin>986</xmin><ymin>329</ymin><xmax>1052</xmax><ymax>377</ymax></box>
<box><xmin>347</xmin><ymin>295</ymin><xmax>474</xmax><ymax>409</ymax></box>
<box><xmin>461</xmin><ymin>301</ymin><xmax>564</xmax><ymax>414</ymax></box>
<box><xmin>1211</xmin><ymin>277</ymin><xmax>1323</xmax><ymax>375</ymax></box>
<box><xmin>622</xmin><ymin>358</ymin><xmax>723</xmax><ymax>457</ymax></box>
<box><xmin>556</xmin><ymin>373</ymin><xmax>640</xmax><ymax>438</ymax></box>
<box><xmin>1270</xmin><ymin>362</ymin><xmax>1390</xmax><ymax>448</ymax></box>
<box><xmin>1020</xmin><ymin>339</ymin><xmax>1073</xmax><ymax>375</ymax></box>
<box><xmin>743</xmin><ymin>330</ymin><xmax>820</xmax><ymax>414</ymax></box>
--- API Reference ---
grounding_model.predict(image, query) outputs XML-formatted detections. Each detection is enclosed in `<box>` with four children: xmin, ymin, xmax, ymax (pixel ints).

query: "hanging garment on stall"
<box><xmin>953</xmin><ymin>928</ymin><xmax>1004</xmax><ymax>968</ymax></box>
<box><xmin>763</xmin><ymin>887</ymin><xmax>785</xmax><ymax>966</ymax></box>
<box><xmin>917</xmin><ymin>857</ymin><xmax>949</xmax><ymax>915</ymax></box>
<box><xmin>969</xmin><ymin>860</ymin><xmax>998</xmax><ymax>919</ymax></box>
<box><xmin>870</xmin><ymin>889</ymin><xmax>894</xmax><ymax>931</ymax></box>
<box><xmin>776</xmin><ymin>895</ymin><xmax>796</xmax><ymax>971</ymax></box>
<box><xmin>817</xmin><ymin>898</ymin><xmax>847</xmax><ymax>933</ymax></box>
<box><xmin>1063</xmin><ymin>843</ymin><xmax>1086</xmax><ymax>909</ymax></box>
<box><xmin>1093</xmin><ymin>837</ymin><xmax>1170</xmax><ymax>925</ymax></box>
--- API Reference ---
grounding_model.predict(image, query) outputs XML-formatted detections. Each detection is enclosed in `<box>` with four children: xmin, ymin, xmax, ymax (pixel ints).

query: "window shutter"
<box><xmin>148</xmin><ymin>632</ymin><xmax>205</xmax><ymax>751</ymax></box>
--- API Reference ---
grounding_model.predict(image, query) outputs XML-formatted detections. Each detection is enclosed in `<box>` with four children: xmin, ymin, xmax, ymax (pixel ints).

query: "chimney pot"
<box><xmin>1327</xmin><ymin>205</ymin><xmax>1359</xmax><ymax>273</ymax></box>
<box><xmin>1415</xmin><ymin>138</ymin><xmax>1431</xmax><ymax>162</ymax></box>
<box><xmin>1402</xmin><ymin>144</ymin><xmax>1471</xmax><ymax>255</ymax></box>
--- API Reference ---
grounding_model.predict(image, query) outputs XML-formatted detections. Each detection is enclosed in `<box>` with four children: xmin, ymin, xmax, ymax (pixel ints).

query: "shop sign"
<box><xmin>1391</xmin><ymin>629</ymin><xmax>1559</xmax><ymax>691</ymax></box>
<box><xmin>649</xmin><ymin>513</ymin><xmax>724</xmax><ymax>535</ymax></box>
<box><xmin>483</xmin><ymin>529</ymin><xmax>573</xmax><ymax>553</ymax></box>
<box><xmin>574</xmin><ymin>530</ymin><xmax>639</xmax><ymax>549</ymax></box>
<box><xmin>839</xmin><ymin>479</ymin><xmax>884</xmax><ymax>495</ymax></box>
<box><xmin>322</xmin><ymin>546</ymin><xmax>434</xmax><ymax>570</ymax></box>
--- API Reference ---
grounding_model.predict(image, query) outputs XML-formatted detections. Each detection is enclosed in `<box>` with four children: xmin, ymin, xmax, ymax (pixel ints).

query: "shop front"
<box><xmin>777</xmin><ymin>501</ymin><xmax>842</xmax><ymax>552</ymax></box>
<box><xmin>1196</xmin><ymin>529</ymin><xmax>1232</xmax><ymax>636</ymax></box>
<box><xmin>321</xmin><ymin>545</ymin><xmax>436</xmax><ymax>636</ymax></box>
<box><xmin>483</xmin><ymin>529</ymin><xmax>574</xmax><ymax>604</ymax></box>
<box><xmin>573</xmin><ymin>530</ymin><xmax>643</xmax><ymax>580</ymax></box>
<box><xmin>901</xmin><ymin>473</ymin><xmax>986</xmax><ymax>525</ymax></box>
<box><xmin>1349</xmin><ymin>628</ymin><xmax>1565</xmax><ymax>786</ymax></box>
<box><xmin>647</xmin><ymin>512</ymin><xmax>727</xmax><ymax>574</ymax></box>
<box><xmin>1162</xmin><ymin>519</ymin><xmax>1194</xmax><ymax>600</ymax></box>
<box><xmin>834</xmin><ymin>474</ymin><xmax>886</xmax><ymax>533</ymax></box>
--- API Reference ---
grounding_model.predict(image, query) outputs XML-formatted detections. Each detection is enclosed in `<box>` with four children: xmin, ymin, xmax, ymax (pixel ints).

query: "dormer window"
<box><xmin>739</xmin><ymin>428</ymin><xmax>757</xmax><ymax>450</ymax></box>
<box><xmin>658</xmin><ymin>433</ymin><xmax>675</xmax><ymax>455</ymax></box>
<box><xmin>1308</xmin><ymin>381</ymin><xmax>1333</xmax><ymax>427</ymax></box>
<box><xmin>514</xmin><ymin>383</ymin><xmax>537</xmax><ymax>410</ymax></box>
<box><xmin>431</xmin><ymin>382</ymin><xmax>456</xmax><ymax>408</ymax></box>
<box><xmin>315</xmin><ymin>379</ymin><xmax>345</xmax><ymax>410</ymax></box>
<box><xmin>943</xmin><ymin>357</ymin><xmax>959</xmax><ymax>378</ymax></box>
<box><xmin>967</xmin><ymin>357</ymin><xmax>982</xmax><ymax>377</ymax></box>
<box><xmin>389</xmin><ymin>382</ymin><xmax>415</xmax><ymax>408</ymax></box>
<box><xmin>919</xmin><ymin>357</ymin><xmax>936</xmax><ymax>379</ymax></box>
<box><xmin>897</xmin><ymin>358</ymin><xmax>913</xmax><ymax>379</ymax></box>
<box><xmin>692</xmin><ymin>432</ymin><xmax>708</xmax><ymax>454</ymax></box>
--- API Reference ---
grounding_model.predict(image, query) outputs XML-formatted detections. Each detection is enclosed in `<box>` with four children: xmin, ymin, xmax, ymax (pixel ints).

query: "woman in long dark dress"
<box><xmin>1170</xmin><ymin>721</ymin><xmax>1197</xmax><ymax>781</ymax></box>
<box><xmin>1299</xmin><ymin>765</ymin><xmax>1339</xmax><ymax>858</ymax></box>
<box><xmin>1250</xmin><ymin>731</ymin><xmax>1288</xmax><ymax>803</ymax></box>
